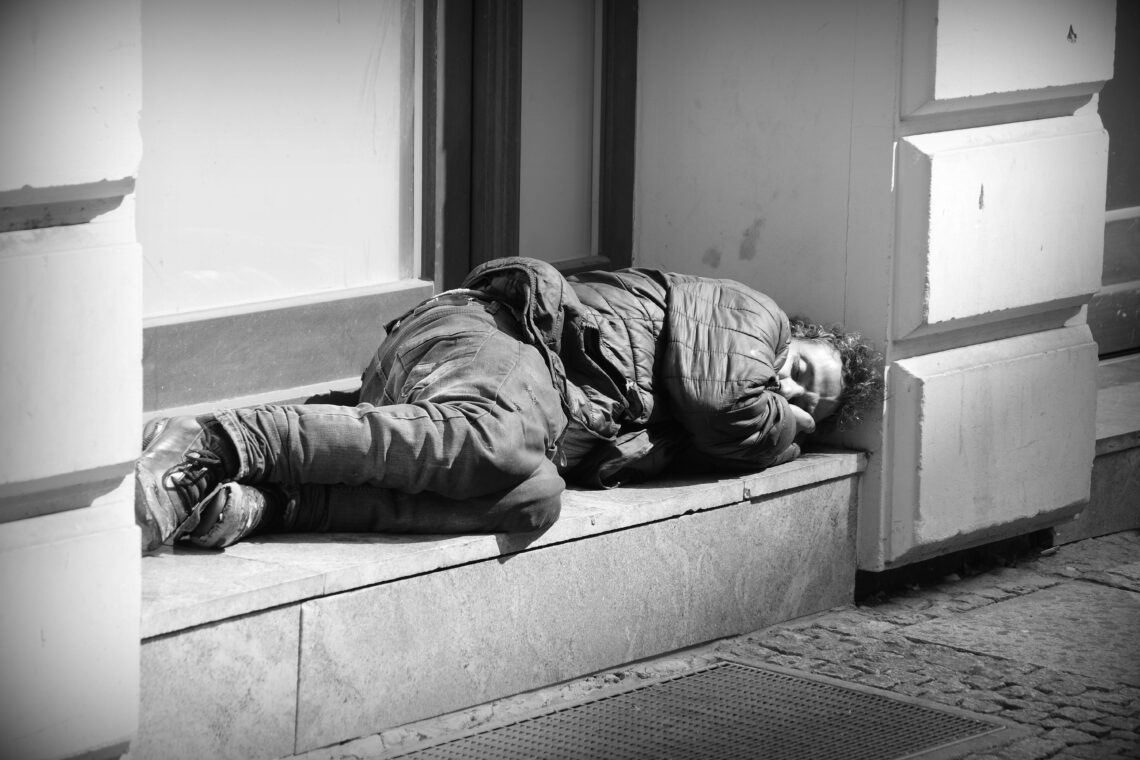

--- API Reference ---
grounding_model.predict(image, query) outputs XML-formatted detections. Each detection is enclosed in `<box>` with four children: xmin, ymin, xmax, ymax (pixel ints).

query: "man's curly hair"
<box><xmin>789</xmin><ymin>318</ymin><xmax>883</xmax><ymax>430</ymax></box>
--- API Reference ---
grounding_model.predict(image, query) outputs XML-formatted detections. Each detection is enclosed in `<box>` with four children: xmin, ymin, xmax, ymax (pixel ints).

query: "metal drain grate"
<box><xmin>391</xmin><ymin>660</ymin><xmax>1024</xmax><ymax>760</ymax></box>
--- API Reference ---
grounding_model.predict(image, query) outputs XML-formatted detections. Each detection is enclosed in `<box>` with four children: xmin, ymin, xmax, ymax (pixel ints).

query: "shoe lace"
<box><xmin>163</xmin><ymin>448</ymin><xmax>227</xmax><ymax>531</ymax></box>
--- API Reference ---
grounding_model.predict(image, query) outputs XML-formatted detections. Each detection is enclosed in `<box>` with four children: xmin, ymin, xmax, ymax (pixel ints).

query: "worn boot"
<box><xmin>135</xmin><ymin>415</ymin><xmax>239</xmax><ymax>553</ymax></box>
<box><xmin>184</xmin><ymin>483</ymin><xmax>294</xmax><ymax>549</ymax></box>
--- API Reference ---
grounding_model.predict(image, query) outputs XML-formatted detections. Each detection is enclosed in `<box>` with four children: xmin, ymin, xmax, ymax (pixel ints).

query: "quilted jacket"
<box><xmin>462</xmin><ymin>257</ymin><xmax>800</xmax><ymax>486</ymax></box>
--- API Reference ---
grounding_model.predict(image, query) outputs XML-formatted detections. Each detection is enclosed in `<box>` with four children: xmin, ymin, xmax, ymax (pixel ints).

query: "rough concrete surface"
<box><xmin>289</xmin><ymin>530</ymin><xmax>1140</xmax><ymax>760</ymax></box>
<box><xmin>292</xmin><ymin>483</ymin><xmax>856</xmax><ymax>752</ymax></box>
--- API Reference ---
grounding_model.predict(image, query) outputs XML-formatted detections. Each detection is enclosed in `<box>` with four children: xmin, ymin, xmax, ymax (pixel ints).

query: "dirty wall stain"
<box><xmin>739</xmin><ymin>218</ymin><xmax>764</xmax><ymax>261</ymax></box>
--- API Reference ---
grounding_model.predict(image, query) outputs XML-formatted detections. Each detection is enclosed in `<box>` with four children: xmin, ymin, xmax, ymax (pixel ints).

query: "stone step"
<box><xmin>1055</xmin><ymin>352</ymin><xmax>1140</xmax><ymax>543</ymax></box>
<box><xmin>128</xmin><ymin>451</ymin><xmax>866</xmax><ymax>760</ymax></box>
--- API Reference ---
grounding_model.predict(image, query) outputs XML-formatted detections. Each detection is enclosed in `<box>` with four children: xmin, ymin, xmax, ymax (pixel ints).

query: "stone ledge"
<box><xmin>140</xmin><ymin>450</ymin><xmax>866</xmax><ymax>639</ymax></box>
<box><xmin>1096</xmin><ymin>353</ymin><xmax>1140</xmax><ymax>456</ymax></box>
<box><xmin>133</xmin><ymin>462</ymin><xmax>864</xmax><ymax>758</ymax></box>
<box><xmin>143</xmin><ymin>278</ymin><xmax>434</xmax><ymax>412</ymax></box>
<box><xmin>1055</xmin><ymin>353</ymin><xmax>1140</xmax><ymax>544</ymax></box>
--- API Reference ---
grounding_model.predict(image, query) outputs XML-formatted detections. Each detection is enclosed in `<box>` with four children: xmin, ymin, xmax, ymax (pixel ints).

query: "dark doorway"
<box><xmin>423</xmin><ymin>0</ymin><xmax>638</xmax><ymax>289</ymax></box>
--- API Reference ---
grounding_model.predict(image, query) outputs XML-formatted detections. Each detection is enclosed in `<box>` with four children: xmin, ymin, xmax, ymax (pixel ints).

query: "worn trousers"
<box><xmin>214</xmin><ymin>291</ymin><xmax>568</xmax><ymax>533</ymax></box>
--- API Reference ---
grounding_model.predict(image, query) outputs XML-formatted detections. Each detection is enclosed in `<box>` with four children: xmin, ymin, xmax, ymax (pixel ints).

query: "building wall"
<box><xmin>633</xmin><ymin>0</ymin><xmax>1116</xmax><ymax>569</ymax></box>
<box><xmin>633</xmin><ymin>0</ymin><xmax>855</xmax><ymax>326</ymax></box>
<box><xmin>0</xmin><ymin>1</ymin><xmax>143</xmax><ymax>757</ymax></box>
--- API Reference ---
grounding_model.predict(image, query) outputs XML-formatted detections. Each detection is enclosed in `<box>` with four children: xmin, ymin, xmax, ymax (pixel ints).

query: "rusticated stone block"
<box><xmin>1</xmin><ymin>497</ymin><xmax>139</xmax><ymax>760</ymax></box>
<box><xmin>886</xmin><ymin>327</ymin><xmax>1097</xmax><ymax>561</ymax></box>
<box><xmin>894</xmin><ymin>115</ymin><xmax>1107</xmax><ymax>338</ymax></box>
<box><xmin>1</xmin><ymin>225</ymin><xmax>141</xmax><ymax>484</ymax></box>
<box><xmin>901</xmin><ymin>0</ymin><xmax>1115</xmax><ymax>115</ymax></box>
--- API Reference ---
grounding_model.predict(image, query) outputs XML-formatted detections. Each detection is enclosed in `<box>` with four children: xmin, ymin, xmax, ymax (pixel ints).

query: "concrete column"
<box><xmin>0</xmin><ymin>1</ymin><xmax>143</xmax><ymax>758</ymax></box>
<box><xmin>861</xmin><ymin>0</ymin><xmax>1117</xmax><ymax>568</ymax></box>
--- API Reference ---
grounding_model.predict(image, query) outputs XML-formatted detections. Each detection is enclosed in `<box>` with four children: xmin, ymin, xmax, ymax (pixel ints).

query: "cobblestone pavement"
<box><xmin>716</xmin><ymin>531</ymin><xmax>1140</xmax><ymax>760</ymax></box>
<box><xmin>295</xmin><ymin>530</ymin><xmax>1140</xmax><ymax>760</ymax></box>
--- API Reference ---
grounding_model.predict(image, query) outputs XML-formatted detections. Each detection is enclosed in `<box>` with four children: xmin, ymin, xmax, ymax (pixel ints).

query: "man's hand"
<box><xmin>787</xmin><ymin>400</ymin><xmax>816</xmax><ymax>436</ymax></box>
<box><xmin>777</xmin><ymin>376</ymin><xmax>800</xmax><ymax>401</ymax></box>
<box><xmin>778</xmin><ymin>377</ymin><xmax>817</xmax><ymax>436</ymax></box>
<box><xmin>768</xmin><ymin>404</ymin><xmax>812</xmax><ymax>468</ymax></box>
<box><xmin>770</xmin><ymin>441</ymin><xmax>801</xmax><ymax>467</ymax></box>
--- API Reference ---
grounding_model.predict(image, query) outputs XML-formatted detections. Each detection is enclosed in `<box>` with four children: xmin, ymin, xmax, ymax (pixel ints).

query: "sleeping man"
<box><xmin>135</xmin><ymin>257</ymin><xmax>880</xmax><ymax>553</ymax></box>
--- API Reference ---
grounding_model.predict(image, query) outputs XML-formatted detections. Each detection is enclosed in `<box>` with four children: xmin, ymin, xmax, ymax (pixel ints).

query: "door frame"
<box><xmin>423</xmin><ymin>0</ymin><xmax>638</xmax><ymax>289</ymax></box>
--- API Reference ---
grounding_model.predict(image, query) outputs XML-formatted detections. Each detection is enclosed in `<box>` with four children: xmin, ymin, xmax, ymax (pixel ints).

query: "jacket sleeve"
<box><xmin>684</xmin><ymin>382</ymin><xmax>800</xmax><ymax>470</ymax></box>
<box><xmin>660</xmin><ymin>276</ymin><xmax>800</xmax><ymax>470</ymax></box>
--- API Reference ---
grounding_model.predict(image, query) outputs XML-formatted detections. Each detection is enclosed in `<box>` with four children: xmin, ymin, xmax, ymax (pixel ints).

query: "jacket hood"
<box><xmin>461</xmin><ymin>257</ymin><xmax>585</xmax><ymax>353</ymax></box>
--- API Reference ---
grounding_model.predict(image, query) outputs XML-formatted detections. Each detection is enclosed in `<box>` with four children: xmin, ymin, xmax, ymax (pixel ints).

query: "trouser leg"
<box><xmin>277</xmin><ymin>456</ymin><xmax>563</xmax><ymax>535</ymax></box>
<box><xmin>213</xmin><ymin>296</ymin><xmax>567</xmax><ymax>527</ymax></box>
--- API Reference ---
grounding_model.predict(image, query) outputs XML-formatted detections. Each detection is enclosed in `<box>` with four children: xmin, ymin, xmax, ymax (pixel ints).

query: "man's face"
<box><xmin>778</xmin><ymin>338</ymin><xmax>843</xmax><ymax>424</ymax></box>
